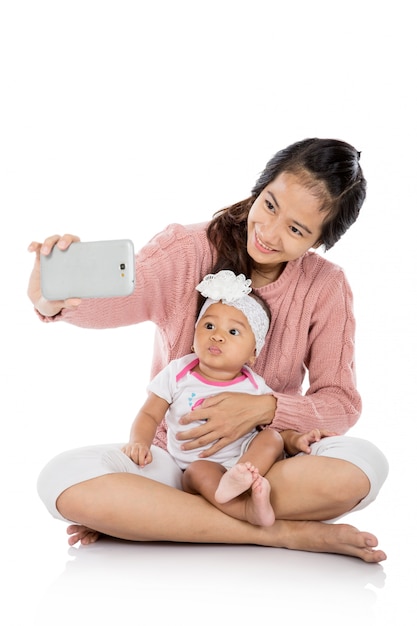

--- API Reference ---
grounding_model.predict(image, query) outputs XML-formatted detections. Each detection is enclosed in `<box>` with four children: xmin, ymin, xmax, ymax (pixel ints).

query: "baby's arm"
<box><xmin>280</xmin><ymin>428</ymin><xmax>337</xmax><ymax>456</ymax></box>
<box><xmin>121</xmin><ymin>392</ymin><xmax>170</xmax><ymax>466</ymax></box>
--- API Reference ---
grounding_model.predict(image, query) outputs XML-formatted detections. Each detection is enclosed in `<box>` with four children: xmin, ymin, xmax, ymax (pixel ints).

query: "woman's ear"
<box><xmin>312</xmin><ymin>240</ymin><xmax>322</xmax><ymax>249</ymax></box>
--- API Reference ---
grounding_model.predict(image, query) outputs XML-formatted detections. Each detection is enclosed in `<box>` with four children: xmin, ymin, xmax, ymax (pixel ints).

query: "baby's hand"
<box><xmin>121</xmin><ymin>442</ymin><xmax>153</xmax><ymax>467</ymax></box>
<box><xmin>296</xmin><ymin>428</ymin><xmax>337</xmax><ymax>454</ymax></box>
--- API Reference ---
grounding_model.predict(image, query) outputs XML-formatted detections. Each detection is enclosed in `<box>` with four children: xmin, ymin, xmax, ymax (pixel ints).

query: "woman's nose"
<box><xmin>262</xmin><ymin>216</ymin><xmax>283</xmax><ymax>246</ymax></box>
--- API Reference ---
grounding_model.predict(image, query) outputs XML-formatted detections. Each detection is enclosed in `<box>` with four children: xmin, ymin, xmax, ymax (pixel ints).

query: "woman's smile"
<box><xmin>254</xmin><ymin>230</ymin><xmax>279</xmax><ymax>254</ymax></box>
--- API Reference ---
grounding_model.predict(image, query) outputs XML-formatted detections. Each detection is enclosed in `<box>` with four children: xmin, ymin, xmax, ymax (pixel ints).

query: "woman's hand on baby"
<box><xmin>121</xmin><ymin>442</ymin><xmax>153</xmax><ymax>467</ymax></box>
<box><xmin>177</xmin><ymin>392</ymin><xmax>277</xmax><ymax>457</ymax></box>
<box><xmin>27</xmin><ymin>234</ymin><xmax>82</xmax><ymax>317</ymax></box>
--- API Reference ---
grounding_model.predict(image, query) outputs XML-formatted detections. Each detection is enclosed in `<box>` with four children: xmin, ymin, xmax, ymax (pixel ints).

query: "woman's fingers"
<box><xmin>27</xmin><ymin>233</ymin><xmax>81</xmax><ymax>316</ymax></box>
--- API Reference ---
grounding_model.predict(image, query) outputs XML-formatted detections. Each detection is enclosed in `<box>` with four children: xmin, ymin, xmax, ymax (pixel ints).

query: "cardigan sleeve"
<box><xmin>270</xmin><ymin>268</ymin><xmax>362</xmax><ymax>435</ymax></box>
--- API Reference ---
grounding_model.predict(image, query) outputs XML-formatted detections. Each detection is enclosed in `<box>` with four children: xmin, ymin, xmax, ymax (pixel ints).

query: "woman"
<box><xmin>28</xmin><ymin>138</ymin><xmax>389</xmax><ymax>562</ymax></box>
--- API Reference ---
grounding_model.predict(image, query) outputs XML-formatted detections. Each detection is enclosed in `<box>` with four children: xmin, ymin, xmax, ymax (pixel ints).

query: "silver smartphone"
<box><xmin>40</xmin><ymin>239</ymin><xmax>136</xmax><ymax>299</ymax></box>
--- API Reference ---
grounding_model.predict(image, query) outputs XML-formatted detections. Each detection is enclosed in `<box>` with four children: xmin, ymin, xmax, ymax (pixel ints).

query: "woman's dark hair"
<box><xmin>207</xmin><ymin>138</ymin><xmax>366</xmax><ymax>275</ymax></box>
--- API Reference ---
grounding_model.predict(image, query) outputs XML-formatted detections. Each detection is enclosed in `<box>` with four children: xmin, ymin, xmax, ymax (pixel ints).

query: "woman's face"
<box><xmin>247</xmin><ymin>171</ymin><xmax>327</xmax><ymax>272</ymax></box>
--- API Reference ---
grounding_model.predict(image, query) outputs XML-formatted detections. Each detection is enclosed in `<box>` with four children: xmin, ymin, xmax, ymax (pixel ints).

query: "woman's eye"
<box><xmin>290</xmin><ymin>225</ymin><xmax>302</xmax><ymax>236</ymax></box>
<box><xmin>265</xmin><ymin>200</ymin><xmax>275</xmax><ymax>212</ymax></box>
<box><xmin>229</xmin><ymin>329</ymin><xmax>240</xmax><ymax>336</ymax></box>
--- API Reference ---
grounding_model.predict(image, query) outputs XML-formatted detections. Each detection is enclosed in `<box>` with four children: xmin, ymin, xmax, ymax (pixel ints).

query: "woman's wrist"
<box><xmin>257</xmin><ymin>393</ymin><xmax>277</xmax><ymax>426</ymax></box>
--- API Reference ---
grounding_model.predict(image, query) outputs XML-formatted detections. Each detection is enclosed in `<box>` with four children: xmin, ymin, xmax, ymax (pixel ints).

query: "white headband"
<box><xmin>195</xmin><ymin>270</ymin><xmax>269</xmax><ymax>355</ymax></box>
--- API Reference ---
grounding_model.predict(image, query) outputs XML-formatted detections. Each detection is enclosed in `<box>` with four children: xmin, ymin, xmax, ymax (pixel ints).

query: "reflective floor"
<box><xmin>34</xmin><ymin>541</ymin><xmax>390</xmax><ymax>625</ymax></box>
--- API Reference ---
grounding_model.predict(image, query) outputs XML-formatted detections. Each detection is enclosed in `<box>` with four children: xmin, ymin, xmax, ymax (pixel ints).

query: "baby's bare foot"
<box><xmin>245</xmin><ymin>475</ymin><xmax>276</xmax><ymax>527</ymax></box>
<box><xmin>215</xmin><ymin>462</ymin><xmax>258</xmax><ymax>503</ymax></box>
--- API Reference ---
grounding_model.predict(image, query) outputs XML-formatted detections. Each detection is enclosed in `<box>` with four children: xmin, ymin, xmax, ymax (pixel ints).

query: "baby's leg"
<box><xmin>183</xmin><ymin>460</ymin><xmax>275</xmax><ymax>526</ymax></box>
<box><xmin>182</xmin><ymin>460</ymin><xmax>227</xmax><ymax>499</ymax></box>
<box><xmin>240</xmin><ymin>429</ymin><xmax>284</xmax><ymax>475</ymax></box>
<box><xmin>215</xmin><ymin>429</ymin><xmax>283</xmax><ymax>506</ymax></box>
<box><xmin>213</xmin><ymin>429</ymin><xmax>283</xmax><ymax>526</ymax></box>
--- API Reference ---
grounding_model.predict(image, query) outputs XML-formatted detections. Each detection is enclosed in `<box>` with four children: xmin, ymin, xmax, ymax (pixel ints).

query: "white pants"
<box><xmin>37</xmin><ymin>436</ymin><xmax>388</xmax><ymax>523</ymax></box>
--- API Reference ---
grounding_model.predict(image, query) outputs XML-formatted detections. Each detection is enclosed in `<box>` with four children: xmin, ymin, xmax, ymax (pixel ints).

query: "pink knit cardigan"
<box><xmin>41</xmin><ymin>222</ymin><xmax>361</xmax><ymax>448</ymax></box>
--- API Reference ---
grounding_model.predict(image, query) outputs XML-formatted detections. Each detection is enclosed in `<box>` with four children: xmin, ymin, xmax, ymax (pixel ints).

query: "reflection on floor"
<box><xmin>33</xmin><ymin>536</ymin><xmax>389</xmax><ymax>626</ymax></box>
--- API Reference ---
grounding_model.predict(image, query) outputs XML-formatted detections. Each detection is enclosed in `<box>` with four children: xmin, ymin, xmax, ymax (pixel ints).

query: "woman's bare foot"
<box><xmin>263</xmin><ymin>519</ymin><xmax>387</xmax><ymax>563</ymax></box>
<box><xmin>215</xmin><ymin>462</ymin><xmax>258</xmax><ymax>503</ymax></box>
<box><xmin>67</xmin><ymin>524</ymin><xmax>101</xmax><ymax>546</ymax></box>
<box><xmin>245</xmin><ymin>475</ymin><xmax>276</xmax><ymax>527</ymax></box>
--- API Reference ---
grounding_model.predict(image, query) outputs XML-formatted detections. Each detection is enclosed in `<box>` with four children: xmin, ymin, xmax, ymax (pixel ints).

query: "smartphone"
<box><xmin>40</xmin><ymin>239</ymin><xmax>136</xmax><ymax>299</ymax></box>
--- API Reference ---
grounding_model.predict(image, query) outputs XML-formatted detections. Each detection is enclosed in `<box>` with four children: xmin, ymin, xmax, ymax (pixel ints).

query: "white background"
<box><xmin>1</xmin><ymin>1</ymin><xmax>415</xmax><ymax>624</ymax></box>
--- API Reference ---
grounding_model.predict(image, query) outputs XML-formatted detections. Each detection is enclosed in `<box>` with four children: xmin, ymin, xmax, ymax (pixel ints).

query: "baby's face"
<box><xmin>193</xmin><ymin>301</ymin><xmax>256</xmax><ymax>376</ymax></box>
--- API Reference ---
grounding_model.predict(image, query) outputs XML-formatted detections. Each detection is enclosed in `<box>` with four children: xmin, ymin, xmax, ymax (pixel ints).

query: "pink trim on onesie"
<box><xmin>176</xmin><ymin>358</ymin><xmax>258</xmax><ymax>389</ymax></box>
<box><xmin>176</xmin><ymin>358</ymin><xmax>259</xmax><ymax>414</ymax></box>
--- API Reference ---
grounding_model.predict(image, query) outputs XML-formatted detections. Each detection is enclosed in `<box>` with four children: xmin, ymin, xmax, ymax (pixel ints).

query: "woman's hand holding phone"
<box><xmin>27</xmin><ymin>234</ymin><xmax>82</xmax><ymax>317</ymax></box>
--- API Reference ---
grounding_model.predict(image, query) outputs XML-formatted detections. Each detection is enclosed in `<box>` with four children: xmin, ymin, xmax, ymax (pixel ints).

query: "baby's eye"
<box><xmin>229</xmin><ymin>329</ymin><xmax>240</xmax><ymax>336</ymax></box>
<box><xmin>204</xmin><ymin>322</ymin><xmax>215</xmax><ymax>330</ymax></box>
